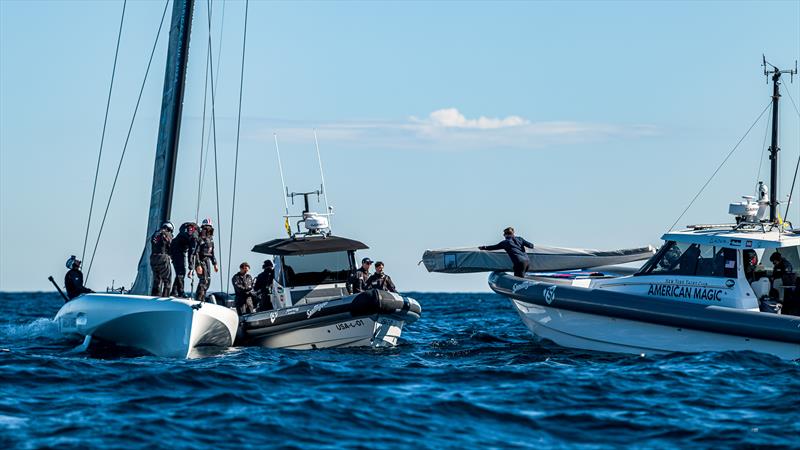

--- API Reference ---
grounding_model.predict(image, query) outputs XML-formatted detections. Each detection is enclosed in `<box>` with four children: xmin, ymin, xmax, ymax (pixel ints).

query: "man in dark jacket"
<box><xmin>64</xmin><ymin>255</ymin><xmax>93</xmax><ymax>300</ymax></box>
<box><xmin>195</xmin><ymin>219</ymin><xmax>219</xmax><ymax>301</ymax></box>
<box><xmin>347</xmin><ymin>257</ymin><xmax>373</xmax><ymax>294</ymax></box>
<box><xmin>232</xmin><ymin>262</ymin><xmax>256</xmax><ymax>315</ymax></box>
<box><xmin>150</xmin><ymin>221</ymin><xmax>174</xmax><ymax>297</ymax></box>
<box><xmin>253</xmin><ymin>260</ymin><xmax>275</xmax><ymax>311</ymax></box>
<box><xmin>365</xmin><ymin>261</ymin><xmax>397</xmax><ymax>292</ymax></box>
<box><xmin>479</xmin><ymin>227</ymin><xmax>534</xmax><ymax>277</ymax></box>
<box><xmin>170</xmin><ymin>222</ymin><xmax>199</xmax><ymax>297</ymax></box>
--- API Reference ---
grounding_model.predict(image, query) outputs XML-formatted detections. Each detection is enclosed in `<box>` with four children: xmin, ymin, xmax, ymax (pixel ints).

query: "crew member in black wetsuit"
<box><xmin>770</xmin><ymin>251</ymin><xmax>795</xmax><ymax>282</ymax></box>
<box><xmin>195</xmin><ymin>218</ymin><xmax>219</xmax><ymax>301</ymax></box>
<box><xmin>347</xmin><ymin>257</ymin><xmax>372</xmax><ymax>294</ymax></box>
<box><xmin>232</xmin><ymin>262</ymin><xmax>256</xmax><ymax>315</ymax></box>
<box><xmin>365</xmin><ymin>261</ymin><xmax>397</xmax><ymax>292</ymax></box>
<box><xmin>150</xmin><ymin>222</ymin><xmax>174</xmax><ymax>297</ymax></box>
<box><xmin>254</xmin><ymin>260</ymin><xmax>275</xmax><ymax>311</ymax></box>
<box><xmin>479</xmin><ymin>227</ymin><xmax>535</xmax><ymax>277</ymax></box>
<box><xmin>169</xmin><ymin>222</ymin><xmax>199</xmax><ymax>297</ymax></box>
<box><xmin>64</xmin><ymin>255</ymin><xmax>93</xmax><ymax>300</ymax></box>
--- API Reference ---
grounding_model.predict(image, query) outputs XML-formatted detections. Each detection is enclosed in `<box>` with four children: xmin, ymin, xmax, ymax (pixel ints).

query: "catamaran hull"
<box><xmin>55</xmin><ymin>294</ymin><xmax>239</xmax><ymax>358</ymax></box>
<box><xmin>241</xmin><ymin>290</ymin><xmax>421</xmax><ymax>349</ymax></box>
<box><xmin>489</xmin><ymin>273</ymin><xmax>800</xmax><ymax>360</ymax></box>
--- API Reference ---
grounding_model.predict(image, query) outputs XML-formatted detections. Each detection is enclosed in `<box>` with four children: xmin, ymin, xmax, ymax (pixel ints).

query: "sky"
<box><xmin>1</xmin><ymin>0</ymin><xmax>799</xmax><ymax>293</ymax></box>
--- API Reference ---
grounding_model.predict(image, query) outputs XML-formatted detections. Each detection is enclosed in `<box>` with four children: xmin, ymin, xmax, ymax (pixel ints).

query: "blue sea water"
<box><xmin>0</xmin><ymin>292</ymin><xmax>798</xmax><ymax>449</ymax></box>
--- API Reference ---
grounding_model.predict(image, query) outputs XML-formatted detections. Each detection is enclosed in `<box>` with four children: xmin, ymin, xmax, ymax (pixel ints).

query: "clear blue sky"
<box><xmin>1</xmin><ymin>1</ymin><xmax>799</xmax><ymax>292</ymax></box>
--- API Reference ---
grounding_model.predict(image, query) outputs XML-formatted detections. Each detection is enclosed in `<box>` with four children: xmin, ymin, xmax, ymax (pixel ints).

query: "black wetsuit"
<box><xmin>150</xmin><ymin>228</ymin><xmax>173</xmax><ymax>297</ymax></box>
<box><xmin>253</xmin><ymin>268</ymin><xmax>275</xmax><ymax>311</ymax></box>
<box><xmin>772</xmin><ymin>256</ymin><xmax>795</xmax><ymax>284</ymax></box>
<box><xmin>169</xmin><ymin>227</ymin><xmax>198</xmax><ymax>297</ymax></box>
<box><xmin>232</xmin><ymin>272</ymin><xmax>256</xmax><ymax>315</ymax></box>
<box><xmin>195</xmin><ymin>235</ymin><xmax>216</xmax><ymax>301</ymax></box>
<box><xmin>347</xmin><ymin>267</ymin><xmax>370</xmax><ymax>294</ymax></box>
<box><xmin>481</xmin><ymin>236</ymin><xmax>535</xmax><ymax>277</ymax></box>
<box><xmin>365</xmin><ymin>272</ymin><xmax>397</xmax><ymax>293</ymax></box>
<box><xmin>64</xmin><ymin>268</ymin><xmax>93</xmax><ymax>300</ymax></box>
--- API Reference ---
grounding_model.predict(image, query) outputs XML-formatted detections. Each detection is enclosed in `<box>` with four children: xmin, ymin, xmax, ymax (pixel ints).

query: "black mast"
<box><xmin>131</xmin><ymin>0</ymin><xmax>195</xmax><ymax>295</ymax></box>
<box><xmin>763</xmin><ymin>57</ymin><xmax>797</xmax><ymax>224</ymax></box>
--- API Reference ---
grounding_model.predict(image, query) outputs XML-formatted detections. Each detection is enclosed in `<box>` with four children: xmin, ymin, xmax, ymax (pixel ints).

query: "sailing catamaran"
<box><xmin>489</xmin><ymin>60</ymin><xmax>800</xmax><ymax>360</ymax></box>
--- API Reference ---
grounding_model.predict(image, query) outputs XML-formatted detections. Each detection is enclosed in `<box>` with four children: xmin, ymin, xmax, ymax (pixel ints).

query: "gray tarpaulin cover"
<box><xmin>422</xmin><ymin>245</ymin><xmax>656</xmax><ymax>274</ymax></box>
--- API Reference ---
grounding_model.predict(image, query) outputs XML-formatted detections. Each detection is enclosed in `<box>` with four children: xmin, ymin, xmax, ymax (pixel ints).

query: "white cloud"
<box><xmin>421</xmin><ymin>108</ymin><xmax>529</xmax><ymax>129</ymax></box>
<box><xmin>250</xmin><ymin>108</ymin><xmax>657</xmax><ymax>151</ymax></box>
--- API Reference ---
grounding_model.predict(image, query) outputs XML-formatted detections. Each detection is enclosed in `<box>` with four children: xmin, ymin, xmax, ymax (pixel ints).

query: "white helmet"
<box><xmin>66</xmin><ymin>255</ymin><xmax>80</xmax><ymax>269</ymax></box>
<box><xmin>201</xmin><ymin>218</ymin><xmax>214</xmax><ymax>229</ymax></box>
<box><xmin>162</xmin><ymin>221</ymin><xmax>174</xmax><ymax>232</ymax></box>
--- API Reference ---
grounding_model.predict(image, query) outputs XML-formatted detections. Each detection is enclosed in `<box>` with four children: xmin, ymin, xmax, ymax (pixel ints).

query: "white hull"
<box><xmin>254</xmin><ymin>316</ymin><xmax>405</xmax><ymax>350</ymax></box>
<box><xmin>55</xmin><ymin>293</ymin><xmax>239</xmax><ymax>358</ymax></box>
<box><xmin>511</xmin><ymin>299</ymin><xmax>800</xmax><ymax>360</ymax></box>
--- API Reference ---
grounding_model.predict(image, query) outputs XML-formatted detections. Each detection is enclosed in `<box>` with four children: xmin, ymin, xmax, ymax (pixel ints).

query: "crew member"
<box><xmin>195</xmin><ymin>218</ymin><xmax>219</xmax><ymax>301</ymax></box>
<box><xmin>64</xmin><ymin>255</ymin><xmax>93</xmax><ymax>300</ymax></box>
<box><xmin>150</xmin><ymin>221</ymin><xmax>174</xmax><ymax>297</ymax></box>
<box><xmin>254</xmin><ymin>260</ymin><xmax>275</xmax><ymax>311</ymax></box>
<box><xmin>232</xmin><ymin>262</ymin><xmax>256</xmax><ymax>315</ymax></box>
<box><xmin>365</xmin><ymin>261</ymin><xmax>397</xmax><ymax>292</ymax></box>
<box><xmin>770</xmin><ymin>251</ymin><xmax>794</xmax><ymax>282</ymax></box>
<box><xmin>347</xmin><ymin>257</ymin><xmax>373</xmax><ymax>294</ymax></box>
<box><xmin>479</xmin><ymin>227</ymin><xmax>535</xmax><ymax>277</ymax></box>
<box><xmin>743</xmin><ymin>249</ymin><xmax>758</xmax><ymax>282</ymax></box>
<box><xmin>170</xmin><ymin>222</ymin><xmax>199</xmax><ymax>297</ymax></box>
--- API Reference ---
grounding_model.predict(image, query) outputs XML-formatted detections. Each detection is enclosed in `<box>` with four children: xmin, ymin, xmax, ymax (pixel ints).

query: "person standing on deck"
<box><xmin>170</xmin><ymin>222</ymin><xmax>199</xmax><ymax>297</ymax></box>
<box><xmin>347</xmin><ymin>257</ymin><xmax>373</xmax><ymax>294</ymax></box>
<box><xmin>64</xmin><ymin>255</ymin><xmax>94</xmax><ymax>300</ymax></box>
<box><xmin>365</xmin><ymin>261</ymin><xmax>397</xmax><ymax>292</ymax></box>
<box><xmin>232</xmin><ymin>262</ymin><xmax>256</xmax><ymax>315</ymax></box>
<box><xmin>195</xmin><ymin>218</ymin><xmax>219</xmax><ymax>301</ymax></box>
<box><xmin>150</xmin><ymin>222</ymin><xmax>174</xmax><ymax>297</ymax></box>
<box><xmin>479</xmin><ymin>227</ymin><xmax>534</xmax><ymax>277</ymax></box>
<box><xmin>254</xmin><ymin>260</ymin><xmax>275</xmax><ymax>311</ymax></box>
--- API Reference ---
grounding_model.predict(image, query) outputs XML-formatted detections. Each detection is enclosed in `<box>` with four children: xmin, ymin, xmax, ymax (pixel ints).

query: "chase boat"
<box><xmin>490</xmin><ymin>61</ymin><xmax>800</xmax><ymax>360</ymax></box>
<box><xmin>238</xmin><ymin>191</ymin><xmax>421</xmax><ymax>349</ymax></box>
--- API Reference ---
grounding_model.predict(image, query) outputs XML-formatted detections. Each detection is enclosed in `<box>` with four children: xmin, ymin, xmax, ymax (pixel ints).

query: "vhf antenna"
<box><xmin>762</xmin><ymin>55</ymin><xmax>797</xmax><ymax>83</ymax></box>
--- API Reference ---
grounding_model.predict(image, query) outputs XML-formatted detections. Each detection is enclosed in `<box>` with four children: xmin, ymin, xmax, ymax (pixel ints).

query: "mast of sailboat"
<box><xmin>131</xmin><ymin>0</ymin><xmax>195</xmax><ymax>295</ymax></box>
<box><xmin>763</xmin><ymin>56</ymin><xmax>797</xmax><ymax>224</ymax></box>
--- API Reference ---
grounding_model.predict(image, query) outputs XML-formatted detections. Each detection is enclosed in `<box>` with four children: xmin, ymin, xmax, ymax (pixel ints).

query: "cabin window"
<box><xmin>279</xmin><ymin>251</ymin><xmax>352</xmax><ymax>287</ymax></box>
<box><xmin>637</xmin><ymin>241</ymin><xmax>736</xmax><ymax>278</ymax></box>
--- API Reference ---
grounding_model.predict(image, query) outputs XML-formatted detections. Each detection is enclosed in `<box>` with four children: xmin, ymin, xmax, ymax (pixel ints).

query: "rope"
<box><xmin>82</xmin><ymin>0</ymin><xmax>127</xmax><ymax>263</ymax></box>
<box><xmin>782</xmin><ymin>85</ymin><xmax>800</xmax><ymax>222</ymax></box>
<box><xmin>206</xmin><ymin>0</ymin><xmax>225</xmax><ymax>291</ymax></box>
<box><xmin>226</xmin><ymin>0</ymin><xmax>249</xmax><ymax>294</ymax></box>
<box><xmin>196</xmin><ymin>0</ymin><xmax>226</xmax><ymax>222</ymax></box>
<box><xmin>755</xmin><ymin>102</ymin><xmax>771</xmax><ymax>190</ymax></box>
<box><xmin>86</xmin><ymin>0</ymin><xmax>170</xmax><ymax>281</ymax></box>
<box><xmin>667</xmin><ymin>101</ymin><xmax>772</xmax><ymax>232</ymax></box>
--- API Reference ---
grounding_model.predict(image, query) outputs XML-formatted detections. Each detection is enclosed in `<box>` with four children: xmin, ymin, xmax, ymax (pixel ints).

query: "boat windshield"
<box><xmin>636</xmin><ymin>241</ymin><xmax>737</xmax><ymax>278</ymax></box>
<box><xmin>277</xmin><ymin>251</ymin><xmax>352</xmax><ymax>287</ymax></box>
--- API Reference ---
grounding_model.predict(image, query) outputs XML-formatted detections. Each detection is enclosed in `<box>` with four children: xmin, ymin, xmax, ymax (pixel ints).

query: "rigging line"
<box><xmin>82</xmin><ymin>0</ymin><xmax>127</xmax><ymax>263</ymax></box>
<box><xmin>783</xmin><ymin>148</ymin><xmax>800</xmax><ymax>223</ymax></box>
<box><xmin>755</xmin><ymin>101</ymin><xmax>772</xmax><ymax>190</ymax></box>
<box><xmin>314</xmin><ymin>130</ymin><xmax>331</xmax><ymax>230</ymax></box>
<box><xmin>226</xmin><ymin>0</ymin><xmax>248</xmax><ymax>294</ymax></box>
<box><xmin>86</xmin><ymin>0</ymin><xmax>170</xmax><ymax>281</ymax></box>
<box><xmin>666</xmin><ymin>100</ymin><xmax>772</xmax><ymax>233</ymax></box>
<box><xmin>784</xmin><ymin>84</ymin><xmax>800</xmax><ymax>119</ymax></box>
<box><xmin>195</xmin><ymin>0</ymin><xmax>213</xmax><ymax>223</ymax></box>
<box><xmin>206</xmin><ymin>0</ymin><xmax>225</xmax><ymax>292</ymax></box>
<box><xmin>198</xmin><ymin>0</ymin><xmax>226</xmax><ymax>212</ymax></box>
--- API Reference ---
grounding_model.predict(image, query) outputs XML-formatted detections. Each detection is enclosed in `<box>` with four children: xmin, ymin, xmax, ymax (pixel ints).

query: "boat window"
<box><xmin>279</xmin><ymin>251</ymin><xmax>352</xmax><ymax>287</ymax></box>
<box><xmin>638</xmin><ymin>241</ymin><xmax>736</xmax><ymax>277</ymax></box>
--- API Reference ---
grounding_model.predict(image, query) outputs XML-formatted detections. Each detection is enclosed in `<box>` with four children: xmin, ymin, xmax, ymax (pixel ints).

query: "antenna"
<box><xmin>313</xmin><ymin>129</ymin><xmax>332</xmax><ymax>230</ymax></box>
<box><xmin>273</xmin><ymin>133</ymin><xmax>290</xmax><ymax>215</ymax></box>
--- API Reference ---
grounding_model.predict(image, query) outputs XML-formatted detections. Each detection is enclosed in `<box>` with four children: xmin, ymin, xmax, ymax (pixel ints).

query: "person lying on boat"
<box><xmin>347</xmin><ymin>257</ymin><xmax>373</xmax><ymax>294</ymax></box>
<box><xmin>64</xmin><ymin>255</ymin><xmax>93</xmax><ymax>300</ymax></box>
<box><xmin>254</xmin><ymin>260</ymin><xmax>275</xmax><ymax>311</ymax></box>
<box><xmin>170</xmin><ymin>222</ymin><xmax>199</xmax><ymax>298</ymax></box>
<box><xmin>232</xmin><ymin>262</ymin><xmax>256</xmax><ymax>315</ymax></box>
<box><xmin>195</xmin><ymin>218</ymin><xmax>219</xmax><ymax>301</ymax></box>
<box><xmin>150</xmin><ymin>221</ymin><xmax>174</xmax><ymax>297</ymax></box>
<box><xmin>478</xmin><ymin>227</ymin><xmax>534</xmax><ymax>277</ymax></box>
<box><xmin>365</xmin><ymin>261</ymin><xmax>397</xmax><ymax>293</ymax></box>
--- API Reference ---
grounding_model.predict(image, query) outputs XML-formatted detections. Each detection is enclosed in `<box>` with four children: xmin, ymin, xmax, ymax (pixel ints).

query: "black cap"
<box><xmin>263</xmin><ymin>260</ymin><xmax>273</xmax><ymax>268</ymax></box>
<box><xmin>362</xmin><ymin>257</ymin><xmax>373</xmax><ymax>264</ymax></box>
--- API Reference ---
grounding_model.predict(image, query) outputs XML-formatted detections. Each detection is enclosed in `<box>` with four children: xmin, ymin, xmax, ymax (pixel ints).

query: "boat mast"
<box><xmin>131</xmin><ymin>0</ymin><xmax>195</xmax><ymax>295</ymax></box>
<box><xmin>763</xmin><ymin>56</ymin><xmax>797</xmax><ymax>224</ymax></box>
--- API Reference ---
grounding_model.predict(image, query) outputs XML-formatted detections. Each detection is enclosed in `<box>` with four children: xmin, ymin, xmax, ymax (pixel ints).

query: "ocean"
<box><xmin>1</xmin><ymin>292</ymin><xmax>798</xmax><ymax>449</ymax></box>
